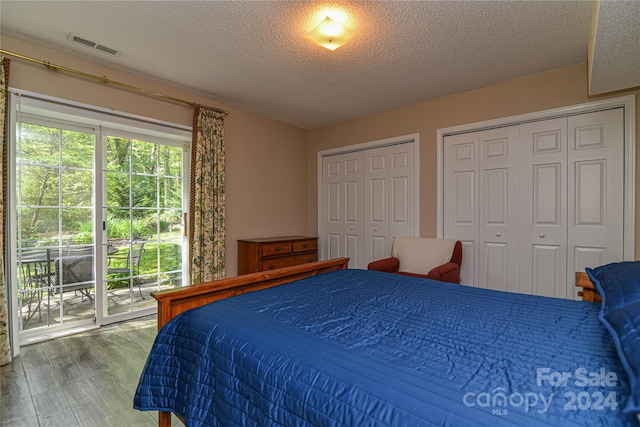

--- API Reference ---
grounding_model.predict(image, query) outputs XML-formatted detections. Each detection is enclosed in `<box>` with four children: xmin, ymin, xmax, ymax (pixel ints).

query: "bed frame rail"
<box><xmin>151</xmin><ymin>257</ymin><xmax>350</xmax><ymax>330</ymax></box>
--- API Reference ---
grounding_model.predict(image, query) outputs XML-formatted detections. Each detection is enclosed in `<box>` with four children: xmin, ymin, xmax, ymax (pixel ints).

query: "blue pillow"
<box><xmin>586</xmin><ymin>261</ymin><xmax>640</xmax><ymax>312</ymax></box>
<box><xmin>600</xmin><ymin>302</ymin><xmax>640</xmax><ymax>414</ymax></box>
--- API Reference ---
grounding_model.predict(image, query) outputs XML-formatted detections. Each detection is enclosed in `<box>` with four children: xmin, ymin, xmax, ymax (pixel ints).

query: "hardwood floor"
<box><xmin>1</xmin><ymin>316</ymin><xmax>183</xmax><ymax>427</ymax></box>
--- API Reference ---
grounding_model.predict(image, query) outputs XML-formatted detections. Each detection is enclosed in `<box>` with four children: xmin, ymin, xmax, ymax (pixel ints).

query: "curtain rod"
<box><xmin>0</xmin><ymin>49</ymin><xmax>229</xmax><ymax>115</ymax></box>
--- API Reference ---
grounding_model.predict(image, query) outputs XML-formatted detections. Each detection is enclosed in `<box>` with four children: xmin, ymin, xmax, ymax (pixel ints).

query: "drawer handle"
<box><xmin>267</xmin><ymin>265</ymin><xmax>275</xmax><ymax>270</ymax></box>
<box><xmin>302</xmin><ymin>244</ymin><xmax>308</xmax><ymax>249</ymax></box>
<box><xmin>307</xmin><ymin>258</ymin><xmax>314</xmax><ymax>263</ymax></box>
<box><xmin>274</xmin><ymin>247</ymin><xmax>281</xmax><ymax>252</ymax></box>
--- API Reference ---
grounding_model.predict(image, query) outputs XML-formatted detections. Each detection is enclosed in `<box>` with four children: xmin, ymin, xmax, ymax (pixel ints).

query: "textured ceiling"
<box><xmin>589</xmin><ymin>0</ymin><xmax>640</xmax><ymax>95</ymax></box>
<box><xmin>0</xmin><ymin>1</ymin><xmax>632</xmax><ymax>130</ymax></box>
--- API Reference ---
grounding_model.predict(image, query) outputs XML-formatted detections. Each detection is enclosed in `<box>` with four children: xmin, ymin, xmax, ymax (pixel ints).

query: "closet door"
<box><xmin>322</xmin><ymin>151</ymin><xmax>364</xmax><ymax>268</ymax></box>
<box><xmin>364</xmin><ymin>143</ymin><xmax>416</xmax><ymax>266</ymax></box>
<box><xmin>443</xmin><ymin>132</ymin><xmax>479</xmax><ymax>286</ymax></box>
<box><xmin>388</xmin><ymin>143</ymin><xmax>416</xmax><ymax>245</ymax></box>
<box><xmin>477</xmin><ymin>126</ymin><xmax>520</xmax><ymax>291</ymax></box>
<box><xmin>443</xmin><ymin>127</ymin><xmax>519</xmax><ymax>289</ymax></box>
<box><xmin>343</xmin><ymin>151</ymin><xmax>365</xmax><ymax>268</ymax></box>
<box><xmin>323</xmin><ymin>154</ymin><xmax>344</xmax><ymax>261</ymax></box>
<box><xmin>321</xmin><ymin>139</ymin><xmax>418</xmax><ymax>270</ymax></box>
<box><xmin>444</xmin><ymin>108</ymin><xmax>626</xmax><ymax>299</ymax></box>
<box><xmin>519</xmin><ymin>118</ymin><xmax>568</xmax><ymax>298</ymax></box>
<box><xmin>567</xmin><ymin>108</ymin><xmax>624</xmax><ymax>298</ymax></box>
<box><xmin>364</xmin><ymin>147</ymin><xmax>390</xmax><ymax>264</ymax></box>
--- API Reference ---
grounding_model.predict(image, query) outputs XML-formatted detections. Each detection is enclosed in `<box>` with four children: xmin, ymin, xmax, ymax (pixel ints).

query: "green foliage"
<box><xmin>139</xmin><ymin>241</ymin><xmax>182</xmax><ymax>275</ymax></box>
<box><xmin>71</xmin><ymin>231</ymin><xmax>93</xmax><ymax>244</ymax></box>
<box><xmin>104</xmin><ymin>137</ymin><xmax>183</xmax><ymax>223</ymax></box>
<box><xmin>17</xmin><ymin>120</ymin><xmax>185</xmax><ymax>284</ymax></box>
<box><xmin>107</xmin><ymin>240</ymin><xmax>182</xmax><ymax>290</ymax></box>
<box><xmin>17</xmin><ymin>123</ymin><xmax>95</xmax><ymax>239</ymax></box>
<box><xmin>108</xmin><ymin>217</ymin><xmax>155</xmax><ymax>240</ymax></box>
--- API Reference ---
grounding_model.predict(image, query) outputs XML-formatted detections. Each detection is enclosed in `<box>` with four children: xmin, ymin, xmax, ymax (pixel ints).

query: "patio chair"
<box><xmin>107</xmin><ymin>240</ymin><xmax>146</xmax><ymax>298</ymax></box>
<box><xmin>53</xmin><ymin>247</ymin><xmax>95</xmax><ymax>301</ymax></box>
<box><xmin>18</xmin><ymin>248</ymin><xmax>55</xmax><ymax>322</ymax></box>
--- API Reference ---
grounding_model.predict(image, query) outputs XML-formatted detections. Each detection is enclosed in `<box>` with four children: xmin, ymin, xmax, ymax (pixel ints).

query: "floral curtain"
<box><xmin>189</xmin><ymin>107</ymin><xmax>225</xmax><ymax>284</ymax></box>
<box><xmin>0</xmin><ymin>56</ymin><xmax>11</xmax><ymax>365</ymax></box>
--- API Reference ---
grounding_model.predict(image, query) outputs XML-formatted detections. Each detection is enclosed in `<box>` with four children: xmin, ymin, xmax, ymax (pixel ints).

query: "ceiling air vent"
<box><xmin>67</xmin><ymin>32</ymin><xmax>122</xmax><ymax>56</ymax></box>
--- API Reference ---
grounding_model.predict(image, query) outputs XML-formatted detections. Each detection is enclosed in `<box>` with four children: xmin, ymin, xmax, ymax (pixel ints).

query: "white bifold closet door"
<box><xmin>518</xmin><ymin>117</ymin><xmax>568</xmax><ymax>298</ymax></box>
<box><xmin>567</xmin><ymin>109</ymin><xmax>624</xmax><ymax>297</ymax></box>
<box><xmin>324</xmin><ymin>151</ymin><xmax>365</xmax><ymax>268</ymax></box>
<box><xmin>443</xmin><ymin>126</ymin><xmax>520</xmax><ymax>291</ymax></box>
<box><xmin>444</xmin><ymin>108</ymin><xmax>624</xmax><ymax>299</ymax></box>
<box><xmin>322</xmin><ymin>142</ymin><xmax>416</xmax><ymax>269</ymax></box>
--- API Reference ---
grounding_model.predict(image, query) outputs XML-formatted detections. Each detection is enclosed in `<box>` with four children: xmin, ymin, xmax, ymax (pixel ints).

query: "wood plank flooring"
<box><xmin>1</xmin><ymin>316</ymin><xmax>183</xmax><ymax>427</ymax></box>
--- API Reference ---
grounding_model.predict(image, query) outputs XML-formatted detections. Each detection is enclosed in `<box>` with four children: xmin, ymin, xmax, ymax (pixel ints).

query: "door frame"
<box><xmin>436</xmin><ymin>95</ymin><xmax>636</xmax><ymax>261</ymax></box>
<box><xmin>317</xmin><ymin>134</ymin><xmax>421</xmax><ymax>264</ymax></box>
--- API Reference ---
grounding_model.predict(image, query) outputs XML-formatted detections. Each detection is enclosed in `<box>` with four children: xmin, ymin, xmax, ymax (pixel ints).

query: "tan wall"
<box><xmin>307</xmin><ymin>63</ymin><xmax>640</xmax><ymax>257</ymax></box>
<box><xmin>4</xmin><ymin>36</ymin><xmax>639</xmax><ymax>279</ymax></box>
<box><xmin>2</xmin><ymin>37</ymin><xmax>308</xmax><ymax>276</ymax></box>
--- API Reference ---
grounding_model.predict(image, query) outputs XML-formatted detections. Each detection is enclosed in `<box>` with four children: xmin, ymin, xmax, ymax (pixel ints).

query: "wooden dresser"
<box><xmin>238</xmin><ymin>236</ymin><xmax>318</xmax><ymax>275</ymax></box>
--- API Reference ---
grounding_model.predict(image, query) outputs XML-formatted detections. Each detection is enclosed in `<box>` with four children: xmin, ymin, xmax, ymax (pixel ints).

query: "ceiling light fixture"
<box><xmin>306</xmin><ymin>16</ymin><xmax>355</xmax><ymax>51</ymax></box>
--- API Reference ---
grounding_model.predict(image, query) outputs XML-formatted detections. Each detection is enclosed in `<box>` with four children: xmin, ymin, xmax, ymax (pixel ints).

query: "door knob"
<box><xmin>539</xmin><ymin>233</ymin><xmax>545</xmax><ymax>238</ymax></box>
<box><xmin>495</xmin><ymin>232</ymin><xmax>501</xmax><ymax>237</ymax></box>
<box><xmin>350</xmin><ymin>227</ymin><xmax>354</xmax><ymax>231</ymax></box>
<box><xmin>374</xmin><ymin>228</ymin><xmax>378</xmax><ymax>232</ymax></box>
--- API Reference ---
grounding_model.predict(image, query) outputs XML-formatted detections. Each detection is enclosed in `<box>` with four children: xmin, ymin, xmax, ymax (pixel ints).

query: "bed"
<box><xmin>134</xmin><ymin>258</ymin><xmax>640</xmax><ymax>426</ymax></box>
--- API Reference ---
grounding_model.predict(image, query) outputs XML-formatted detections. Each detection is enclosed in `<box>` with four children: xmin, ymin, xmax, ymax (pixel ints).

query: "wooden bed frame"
<box><xmin>152</xmin><ymin>262</ymin><xmax>596</xmax><ymax>333</ymax></box>
<box><xmin>149</xmin><ymin>257</ymin><xmax>349</xmax><ymax>427</ymax></box>
<box><xmin>575</xmin><ymin>271</ymin><xmax>602</xmax><ymax>303</ymax></box>
<box><xmin>147</xmin><ymin>259</ymin><xmax>599</xmax><ymax>426</ymax></box>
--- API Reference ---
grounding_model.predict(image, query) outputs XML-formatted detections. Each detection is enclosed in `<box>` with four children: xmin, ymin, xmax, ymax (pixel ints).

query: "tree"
<box><xmin>18</xmin><ymin>124</ymin><xmax>183</xmax><ymax>243</ymax></box>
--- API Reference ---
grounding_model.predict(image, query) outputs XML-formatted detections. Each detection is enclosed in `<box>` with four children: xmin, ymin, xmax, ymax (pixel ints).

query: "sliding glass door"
<box><xmin>11</xmin><ymin>92</ymin><xmax>190</xmax><ymax>342</ymax></box>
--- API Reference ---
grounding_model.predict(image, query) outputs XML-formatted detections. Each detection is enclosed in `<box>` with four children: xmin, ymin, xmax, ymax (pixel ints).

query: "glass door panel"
<box><xmin>104</xmin><ymin>135</ymin><xmax>184</xmax><ymax>317</ymax></box>
<box><xmin>16</xmin><ymin>122</ymin><xmax>95</xmax><ymax>333</ymax></box>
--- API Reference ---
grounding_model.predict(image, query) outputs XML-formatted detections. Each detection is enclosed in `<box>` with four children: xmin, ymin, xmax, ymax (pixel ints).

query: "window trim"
<box><xmin>12</xmin><ymin>88</ymin><xmax>191</xmax><ymax>138</ymax></box>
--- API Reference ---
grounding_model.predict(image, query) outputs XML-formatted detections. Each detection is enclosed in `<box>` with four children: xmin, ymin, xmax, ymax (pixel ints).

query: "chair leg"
<box><xmin>131</xmin><ymin>278</ymin><xmax>144</xmax><ymax>299</ymax></box>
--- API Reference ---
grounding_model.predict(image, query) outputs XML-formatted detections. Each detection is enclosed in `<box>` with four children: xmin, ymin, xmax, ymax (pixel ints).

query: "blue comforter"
<box><xmin>134</xmin><ymin>269</ymin><xmax>636</xmax><ymax>426</ymax></box>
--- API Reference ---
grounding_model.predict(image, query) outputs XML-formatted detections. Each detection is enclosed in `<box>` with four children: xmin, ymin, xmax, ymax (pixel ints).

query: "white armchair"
<box><xmin>367</xmin><ymin>237</ymin><xmax>462</xmax><ymax>283</ymax></box>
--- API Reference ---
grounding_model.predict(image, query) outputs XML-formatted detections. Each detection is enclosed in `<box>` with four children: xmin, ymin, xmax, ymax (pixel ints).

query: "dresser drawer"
<box><xmin>293</xmin><ymin>239</ymin><xmax>317</xmax><ymax>253</ymax></box>
<box><xmin>261</xmin><ymin>242</ymin><xmax>292</xmax><ymax>257</ymax></box>
<box><xmin>261</xmin><ymin>253</ymin><xmax>318</xmax><ymax>271</ymax></box>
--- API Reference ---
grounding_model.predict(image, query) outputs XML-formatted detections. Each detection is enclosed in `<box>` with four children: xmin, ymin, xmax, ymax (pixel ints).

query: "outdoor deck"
<box><xmin>19</xmin><ymin>281</ymin><xmax>174</xmax><ymax>332</ymax></box>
